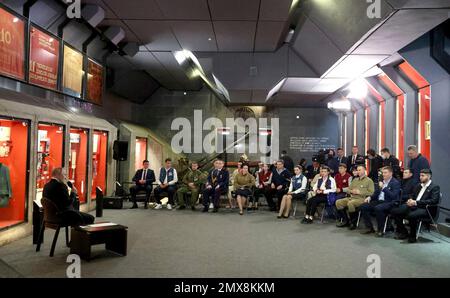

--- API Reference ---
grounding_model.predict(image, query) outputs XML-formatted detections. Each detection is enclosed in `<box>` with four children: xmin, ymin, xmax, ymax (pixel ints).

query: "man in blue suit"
<box><xmin>130</xmin><ymin>160</ymin><xmax>156</xmax><ymax>209</ymax></box>
<box><xmin>202</xmin><ymin>159</ymin><xmax>229</xmax><ymax>213</ymax></box>
<box><xmin>359</xmin><ymin>166</ymin><xmax>401</xmax><ymax>237</ymax></box>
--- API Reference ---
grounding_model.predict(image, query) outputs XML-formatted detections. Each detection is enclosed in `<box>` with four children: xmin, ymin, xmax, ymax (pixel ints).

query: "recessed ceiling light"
<box><xmin>208</xmin><ymin>38</ymin><xmax>212</xmax><ymax>41</ymax></box>
<box><xmin>296</xmin><ymin>115</ymin><xmax>300</xmax><ymax>119</ymax></box>
<box><xmin>183</xmin><ymin>92</ymin><xmax>187</xmax><ymax>95</ymax></box>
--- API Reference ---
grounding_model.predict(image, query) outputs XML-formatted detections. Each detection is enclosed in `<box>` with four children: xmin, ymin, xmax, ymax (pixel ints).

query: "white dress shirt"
<box><xmin>416</xmin><ymin>180</ymin><xmax>432</xmax><ymax>202</ymax></box>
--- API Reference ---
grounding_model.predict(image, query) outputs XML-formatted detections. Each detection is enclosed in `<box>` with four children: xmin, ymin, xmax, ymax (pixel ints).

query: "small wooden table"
<box><xmin>70</xmin><ymin>223</ymin><xmax>128</xmax><ymax>261</ymax></box>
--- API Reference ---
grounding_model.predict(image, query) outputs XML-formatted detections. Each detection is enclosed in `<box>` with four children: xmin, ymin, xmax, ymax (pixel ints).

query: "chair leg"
<box><xmin>383</xmin><ymin>216</ymin><xmax>389</xmax><ymax>234</ymax></box>
<box><xmin>65</xmin><ymin>226</ymin><xmax>70</xmax><ymax>247</ymax></box>
<box><xmin>293</xmin><ymin>200</ymin><xmax>298</xmax><ymax>217</ymax></box>
<box><xmin>35</xmin><ymin>221</ymin><xmax>45</xmax><ymax>252</ymax></box>
<box><xmin>50</xmin><ymin>226</ymin><xmax>61</xmax><ymax>257</ymax></box>
<box><xmin>320</xmin><ymin>206</ymin><xmax>326</xmax><ymax>223</ymax></box>
<box><xmin>356</xmin><ymin>211</ymin><xmax>361</xmax><ymax>228</ymax></box>
<box><xmin>416</xmin><ymin>221</ymin><xmax>422</xmax><ymax>240</ymax></box>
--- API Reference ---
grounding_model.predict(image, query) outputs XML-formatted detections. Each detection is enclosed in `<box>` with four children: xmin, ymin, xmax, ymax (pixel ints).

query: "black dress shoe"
<box><xmin>361</xmin><ymin>229</ymin><xmax>375</xmax><ymax>235</ymax></box>
<box><xmin>130</xmin><ymin>204</ymin><xmax>138</xmax><ymax>209</ymax></box>
<box><xmin>348</xmin><ymin>223</ymin><xmax>356</xmax><ymax>230</ymax></box>
<box><xmin>191</xmin><ymin>206</ymin><xmax>196</xmax><ymax>211</ymax></box>
<box><xmin>336</xmin><ymin>222</ymin><xmax>350</xmax><ymax>228</ymax></box>
<box><xmin>301</xmin><ymin>218</ymin><xmax>308</xmax><ymax>224</ymax></box>
<box><xmin>394</xmin><ymin>233</ymin><xmax>408</xmax><ymax>240</ymax></box>
<box><xmin>144</xmin><ymin>204</ymin><xmax>148</xmax><ymax>209</ymax></box>
<box><xmin>277</xmin><ymin>215</ymin><xmax>282</xmax><ymax>219</ymax></box>
<box><xmin>202</xmin><ymin>207</ymin><xmax>208</xmax><ymax>213</ymax></box>
<box><xmin>306</xmin><ymin>218</ymin><xmax>313</xmax><ymax>224</ymax></box>
<box><xmin>212</xmin><ymin>208</ymin><xmax>219</xmax><ymax>213</ymax></box>
<box><xmin>407</xmin><ymin>238</ymin><xmax>417</xmax><ymax>243</ymax></box>
<box><xmin>178</xmin><ymin>206</ymin><xmax>186</xmax><ymax>210</ymax></box>
<box><xmin>375</xmin><ymin>232</ymin><xmax>384</xmax><ymax>238</ymax></box>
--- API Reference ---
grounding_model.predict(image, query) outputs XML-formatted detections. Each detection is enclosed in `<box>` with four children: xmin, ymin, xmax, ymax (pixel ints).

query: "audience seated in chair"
<box><xmin>176</xmin><ymin>161</ymin><xmax>206</xmax><ymax>211</ymax></box>
<box><xmin>401</xmin><ymin>168</ymin><xmax>416</xmax><ymax>203</ymax></box>
<box><xmin>267</xmin><ymin>160</ymin><xmax>292</xmax><ymax>212</ymax></box>
<box><xmin>279</xmin><ymin>166</ymin><xmax>307</xmax><ymax>219</ymax></box>
<box><xmin>302</xmin><ymin>166</ymin><xmax>336</xmax><ymax>224</ymax></box>
<box><xmin>202</xmin><ymin>159</ymin><xmax>229</xmax><ymax>213</ymax></box>
<box><xmin>334</xmin><ymin>163</ymin><xmax>352</xmax><ymax>200</ymax></box>
<box><xmin>359</xmin><ymin>166</ymin><xmax>401</xmax><ymax>237</ymax></box>
<box><xmin>130</xmin><ymin>160</ymin><xmax>156</xmax><ymax>209</ymax></box>
<box><xmin>234</xmin><ymin>164</ymin><xmax>256</xmax><ymax>215</ymax></box>
<box><xmin>336</xmin><ymin>165</ymin><xmax>375</xmax><ymax>230</ymax></box>
<box><xmin>390</xmin><ymin>169</ymin><xmax>440</xmax><ymax>243</ymax></box>
<box><xmin>154</xmin><ymin>158</ymin><xmax>178</xmax><ymax>210</ymax></box>
<box><xmin>252</xmin><ymin>163</ymin><xmax>272</xmax><ymax>210</ymax></box>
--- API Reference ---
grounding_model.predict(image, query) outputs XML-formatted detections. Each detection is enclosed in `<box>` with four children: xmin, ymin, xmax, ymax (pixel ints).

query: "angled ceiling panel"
<box><xmin>259</xmin><ymin>0</ymin><xmax>292</xmax><ymax>21</ymax></box>
<box><xmin>254</xmin><ymin>21</ymin><xmax>285</xmax><ymax>51</ymax></box>
<box><xmin>170</xmin><ymin>21</ymin><xmax>218</xmax><ymax>51</ymax></box>
<box><xmin>386</xmin><ymin>0</ymin><xmax>450</xmax><ymax>8</ymax></box>
<box><xmin>124</xmin><ymin>20</ymin><xmax>181</xmax><ymax>51</ymax></box>
<box><xmin>81</xmin><ymin>0</ymin><xmax>117</xmax><ymax>19</ymax></box>
<box><xmin>0</xmin><ymin>0</ymin><xmax>26</xmax><ymax>14</ymax></box>
<box><xmin>291</xmin><ymin>17</ymin><xmax>343</xmax><ymax>76</ymax></box>
<box><xmin>213</xmin><ymin>21</ymin><xmax>257</xmax><ymax>51</ymax></box>
<box><xmin>152</xmin><ymin>51</ymin><xmax>203</xmax><ymax>90</ymax></box>
<box><xmin>251</xmin><ymin>89</ymin><xmax>270</xmax><ymax>103</ymax></box>
<box><xmin>214</xmin><ymin>53</ymin><xmax>253</xmax><ymax>89</ymax></box>
<box><xmin>63</xmin><ymin>21</ymin><xmax>93</xmax><ymax>52</ymax></box>
<box><xmin>155</xmin><ymin>0</ymin><xmax>210</xmax><ymax>20</ymax></box>
<box><xmin>87</xmin><ymin>36</ymin><xmax>109</xmax><ymax>61</ymax></box>
<box><xmin>208</xmin><ymin>0</ymin><xmax>260</xmax><ymax>20</ymax></box>
<box><xmin>111</xmin><ymin>69</ymin><xmax>160</xmax><ymax>103</ymax></box>
<box><xmin>29</xmin><ymin>0</ymin><xmax>65</xmax><ymax>30</ymax></box>
<box><xmin>228</xmin><ymin>90</ymin><xmax>253</xmax><ymax>103</ymax></box>
<box><xmin>106</xmin><ymin>53</ymin><xmax>134</xmax><ymax>69</ymax></box>
<box><xmin>252</xmin><ymin>50</ymin><xmax>288</xmax><ymax>89</ymax></box>
<box><xmin>287</xmin><ymin>47</ymin><xmax>318</xmax><ymax>77</ymax></box>
<box><xmin>303</xmin><ymin>0</ymin><xmax>394</xmax><ymax>55</ymax></box>
<box><xmin>324</xmin><ymin>54</ymin><xmax>388</xmax><ymax>78</ymax></box>
<box><xmin>104</xmin><ymin>0</ymin><xmax>164</xmax><ymax>19</ymax></box>
<box><xmin>353</xmin><ymin>9</ymin><xmax>450</xmax><ymax>55</ymax></box>
<box><xmin>99</xmin><ymin>19</ymin><xmax>140</xmax><ymax>42</ymax></box>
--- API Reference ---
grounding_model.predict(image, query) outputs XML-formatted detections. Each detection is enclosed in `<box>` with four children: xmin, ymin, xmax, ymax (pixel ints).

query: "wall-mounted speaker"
<box><xmin>113</xmin><ymin>140</ymin><xmax>128</xmax><ymax>161</ymax></box>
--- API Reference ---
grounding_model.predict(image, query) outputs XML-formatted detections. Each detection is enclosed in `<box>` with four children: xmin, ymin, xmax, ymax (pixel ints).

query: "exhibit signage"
<box><xmin>63</xmin><ymin>44</ymin><xmax>83</xmax><ymax>97</ymax></box>
<box><xmin>86</xmin><ymin>59</ymin><xmax>103</xmax><ymax>105</ymax></box>
<box><xmin>0</xmin><ymin>7</ymin><xmax>25</xmax><ymax>80</ymax></box>
<box><xmin>29</xmin><ymin>26</ymin><xmax>59</xmax><ymax>90</ymax></box>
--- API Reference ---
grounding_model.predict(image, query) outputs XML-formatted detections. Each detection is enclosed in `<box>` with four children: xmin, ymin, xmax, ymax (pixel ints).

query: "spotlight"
<box><xmin>347</xmin><ymin>78</ymin><xmax>368</xmax><ymax>99</ymax></box>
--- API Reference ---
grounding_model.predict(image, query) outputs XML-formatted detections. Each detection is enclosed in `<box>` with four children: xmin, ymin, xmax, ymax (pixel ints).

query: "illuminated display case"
<box><xmin>0</xmin><ymin>117</ymin><xmax>29</xmax><ymax>230</ymax></box>
<box><xmin>69</xmin><ymin>127</ymin><xmax>89</xmax><ymax>204</ymax></box>
<box><xmin>91</xmin><ymin>130</ymin><xmax>108</xmax><ymax>199</ymax></box>
<box><xmin>36</xmin><ymin>123</ymin><xmax>64</xmax><ymax>202</ymax></box>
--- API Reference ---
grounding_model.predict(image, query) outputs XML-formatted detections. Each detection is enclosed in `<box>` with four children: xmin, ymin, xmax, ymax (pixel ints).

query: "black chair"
<box><xmin>36</xmin><ymin>198</ymin><xmax>81</xmax><ymax>257</ymax></box>
<box><xmin>416</xmin><ymin>193</ymin><xmax>443</xmax><ymax>240</ymax></box>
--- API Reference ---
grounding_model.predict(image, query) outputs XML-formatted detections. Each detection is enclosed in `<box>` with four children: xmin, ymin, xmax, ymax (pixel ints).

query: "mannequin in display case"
<box><xmin>0</xmin><ymin>162</ymin><xmax>12</xmax><ymax>207</ymax></box>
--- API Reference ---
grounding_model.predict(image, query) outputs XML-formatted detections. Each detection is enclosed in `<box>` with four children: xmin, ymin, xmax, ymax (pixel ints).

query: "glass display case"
<box><xmin>0</xmin><ymin>117</ymin><xmax>29</xmax><ymax>229</ymax></box>
<box><xmin>91</xmin><ymin>130</ymin><xmax>108</xmax><ymax>199</ymax></box>
<box><xmin>69</xmin><ymin>127</ymin><xmax>89</xmax><ymax>204</ymax></box>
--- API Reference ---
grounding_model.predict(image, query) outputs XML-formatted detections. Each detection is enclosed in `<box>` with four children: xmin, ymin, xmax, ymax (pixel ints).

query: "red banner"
<box><xmin>87</xmin><ymin>59</ymin><xmax>103</xmax><ymax>105</ymax></box>
<box><xmin>29</xmin><ymin>26</ymin><xmax>59</xmax><ymax>90</ymax></box>
<box><xmin>0</xmin><ymin>8</ymin><xmax>25</xmax><ymax>80</ymax></box>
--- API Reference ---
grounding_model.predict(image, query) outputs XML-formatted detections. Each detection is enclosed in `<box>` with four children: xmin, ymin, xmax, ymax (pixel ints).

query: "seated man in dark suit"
<box><xmin>401</xmin><ymin>168</ymin><xmax>416</xmax><ymax>203</ymax></box>
<box><xmin>130</xmin><ymin>160</ymin><xmax>156</xmax><ymax>209</ymax></box>
<box><xmin>202</xmin><ymin>159</ymin><xmax>229</xmax><ymax>213</ymax></box>
<box><xmin>359</xmin><ymin>166</ymin><xmax>401</xmax><ymax>237</ymax></box>
<box><xmin>391</xmin><ymin>169</ymin><xmax>440</xmax><ymax>243</ymax></box>
<box><xmin>347</xmin><ymin>146</ymin><xmax>365</xmax><ymax>173</ymax></box>
<box><xmin>43</xmin><ymin>168</ymin><xmax>94</xmax><ymax>225</ymax></box>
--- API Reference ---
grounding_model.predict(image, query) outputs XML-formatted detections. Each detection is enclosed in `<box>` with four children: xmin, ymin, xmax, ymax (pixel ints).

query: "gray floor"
<box><xmin>1</xmin><ymin>202</ymin><xmax>450</xmax><ymax>278</ymax></box>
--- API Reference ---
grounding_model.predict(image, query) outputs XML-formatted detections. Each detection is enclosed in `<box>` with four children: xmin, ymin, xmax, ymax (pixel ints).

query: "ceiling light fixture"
<box><xmin>328</xmin><ymin>99</ymin><xmax>351</xmax><ymax>111</ymax></box>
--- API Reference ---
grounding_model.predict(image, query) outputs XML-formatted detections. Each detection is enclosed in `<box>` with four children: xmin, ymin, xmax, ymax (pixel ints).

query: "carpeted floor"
<box><xmin>1</xmin><ymin>202</ymin><xmax>450</xmax><ymax>278</ymax></box>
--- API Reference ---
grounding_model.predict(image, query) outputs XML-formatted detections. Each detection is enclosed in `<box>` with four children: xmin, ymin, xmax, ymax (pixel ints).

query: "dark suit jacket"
<box><xmin>43</xmin><ymin>179</ymin><xmax>73</xmax><ymax>212</ymax></box>
<box><xmin>347</xmin><ymin>154</ymin><xmax>365</xmax><ymax>171</ymax></box>
<box><xmin>412</xmin><ymin>182</ymin><xmax>440</xmax><ymax>209</ymax></box>
<box><xmin>336</xmin><ymin>156</ymin><xmax>348</xmax><ymax>166</ymax></box>
<box><xmin>401</xmin><ymin>178</ymin><xmax>416</xmax><ymax>202</ymax></box>
<box><xmin>371</xmin><ymin>178</ymin><xmax>401</xmax><ymax>202</ymax></box>
<box><xmin>132</xmin><ymin>169</ymin><xmax>156</xmax><ymax>186</ymax></box>
<box><xmin>207</xmin><ymin>168</ymin><xmax>230</xmax><ymax>190</ymax></box>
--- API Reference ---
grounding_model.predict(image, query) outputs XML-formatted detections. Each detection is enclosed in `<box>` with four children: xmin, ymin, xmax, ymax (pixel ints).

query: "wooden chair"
<box><xmin>35</xmin><ymin>198</ymin><xmax>80</xmax><ymax>257</ymax></box>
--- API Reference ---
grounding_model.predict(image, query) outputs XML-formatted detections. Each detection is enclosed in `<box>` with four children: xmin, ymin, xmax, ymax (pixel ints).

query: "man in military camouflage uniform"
<box><xmin>177</xmin><ymin>162</ymin><xmax>206</xmax><ymax>210</ymax></box>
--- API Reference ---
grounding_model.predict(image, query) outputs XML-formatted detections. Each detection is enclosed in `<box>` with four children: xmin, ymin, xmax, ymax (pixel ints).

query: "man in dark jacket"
<box><xmin>391</xmin><ymin>169</ymin><xmax>440</xmax><ymax>243</ymax></box>
<box><xmin>306</xmin><ymin>159</ymin><xmax>321</xmax><ymax>182</ymax></box>
<box><xmin>280</xmin><ymin>151</ymin><xmax>295</xmax><ymax>175</ymax></box>
<box><xmin>43</xmin><ymin>168</ymin><xmax>94</xmax><ymax>225</ymax></box>
<box><xmin>130</xmin><ymin>160</ymin><xmax>156</xmax><ymax>209</ymax></box>
<box><xmin>336</xmin><ymin>148</ymin><xmax>348</xmax><ymax>166</ymax></box>
<box><xmin>267</xmin><ymin>160</ymin><xmax>292</xmax><ymax>212</ymax></box>
<box><xmin>347</xmin><ymin>146</ymin><xmax>365</xmax><ymax>173</ymax></box>
<box><xmin>367</xmin><ymin>149</ymin><xmax>384</xmax><ymax>183</ymax></box>
<box><xmin>407</xmin><ymin>145</ymin><xmax>430</xmax><ymax>184</ymax></box>
<box><xmin>202</xmin><ymin>159</ymin><xmax>229</xmax><ymax>213</ymax></box>
<box><xmin>401</xmin><ymin>168</ymin><xmax>416</xmax><ymax>203</ymax></box>
<box><xmin>359</xmin><ymin>166</ymin><xmax>401</xmax><ymax>237</ymax></box>
<box><xmin>380</xmin><ymin>148</ymin><xmax>401</xmax><ymax>179</ymax></box>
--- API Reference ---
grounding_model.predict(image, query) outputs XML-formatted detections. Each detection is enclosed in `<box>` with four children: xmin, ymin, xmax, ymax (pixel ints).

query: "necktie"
<box><xmin>352</xmin><ymin>156</ymin><xmax>356</xmax><ymax>164</ymax></box>
<box><xmin>142</xmin><ymin>169</ymin><xmax>147</xmax><ymax>180</ymax></box>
